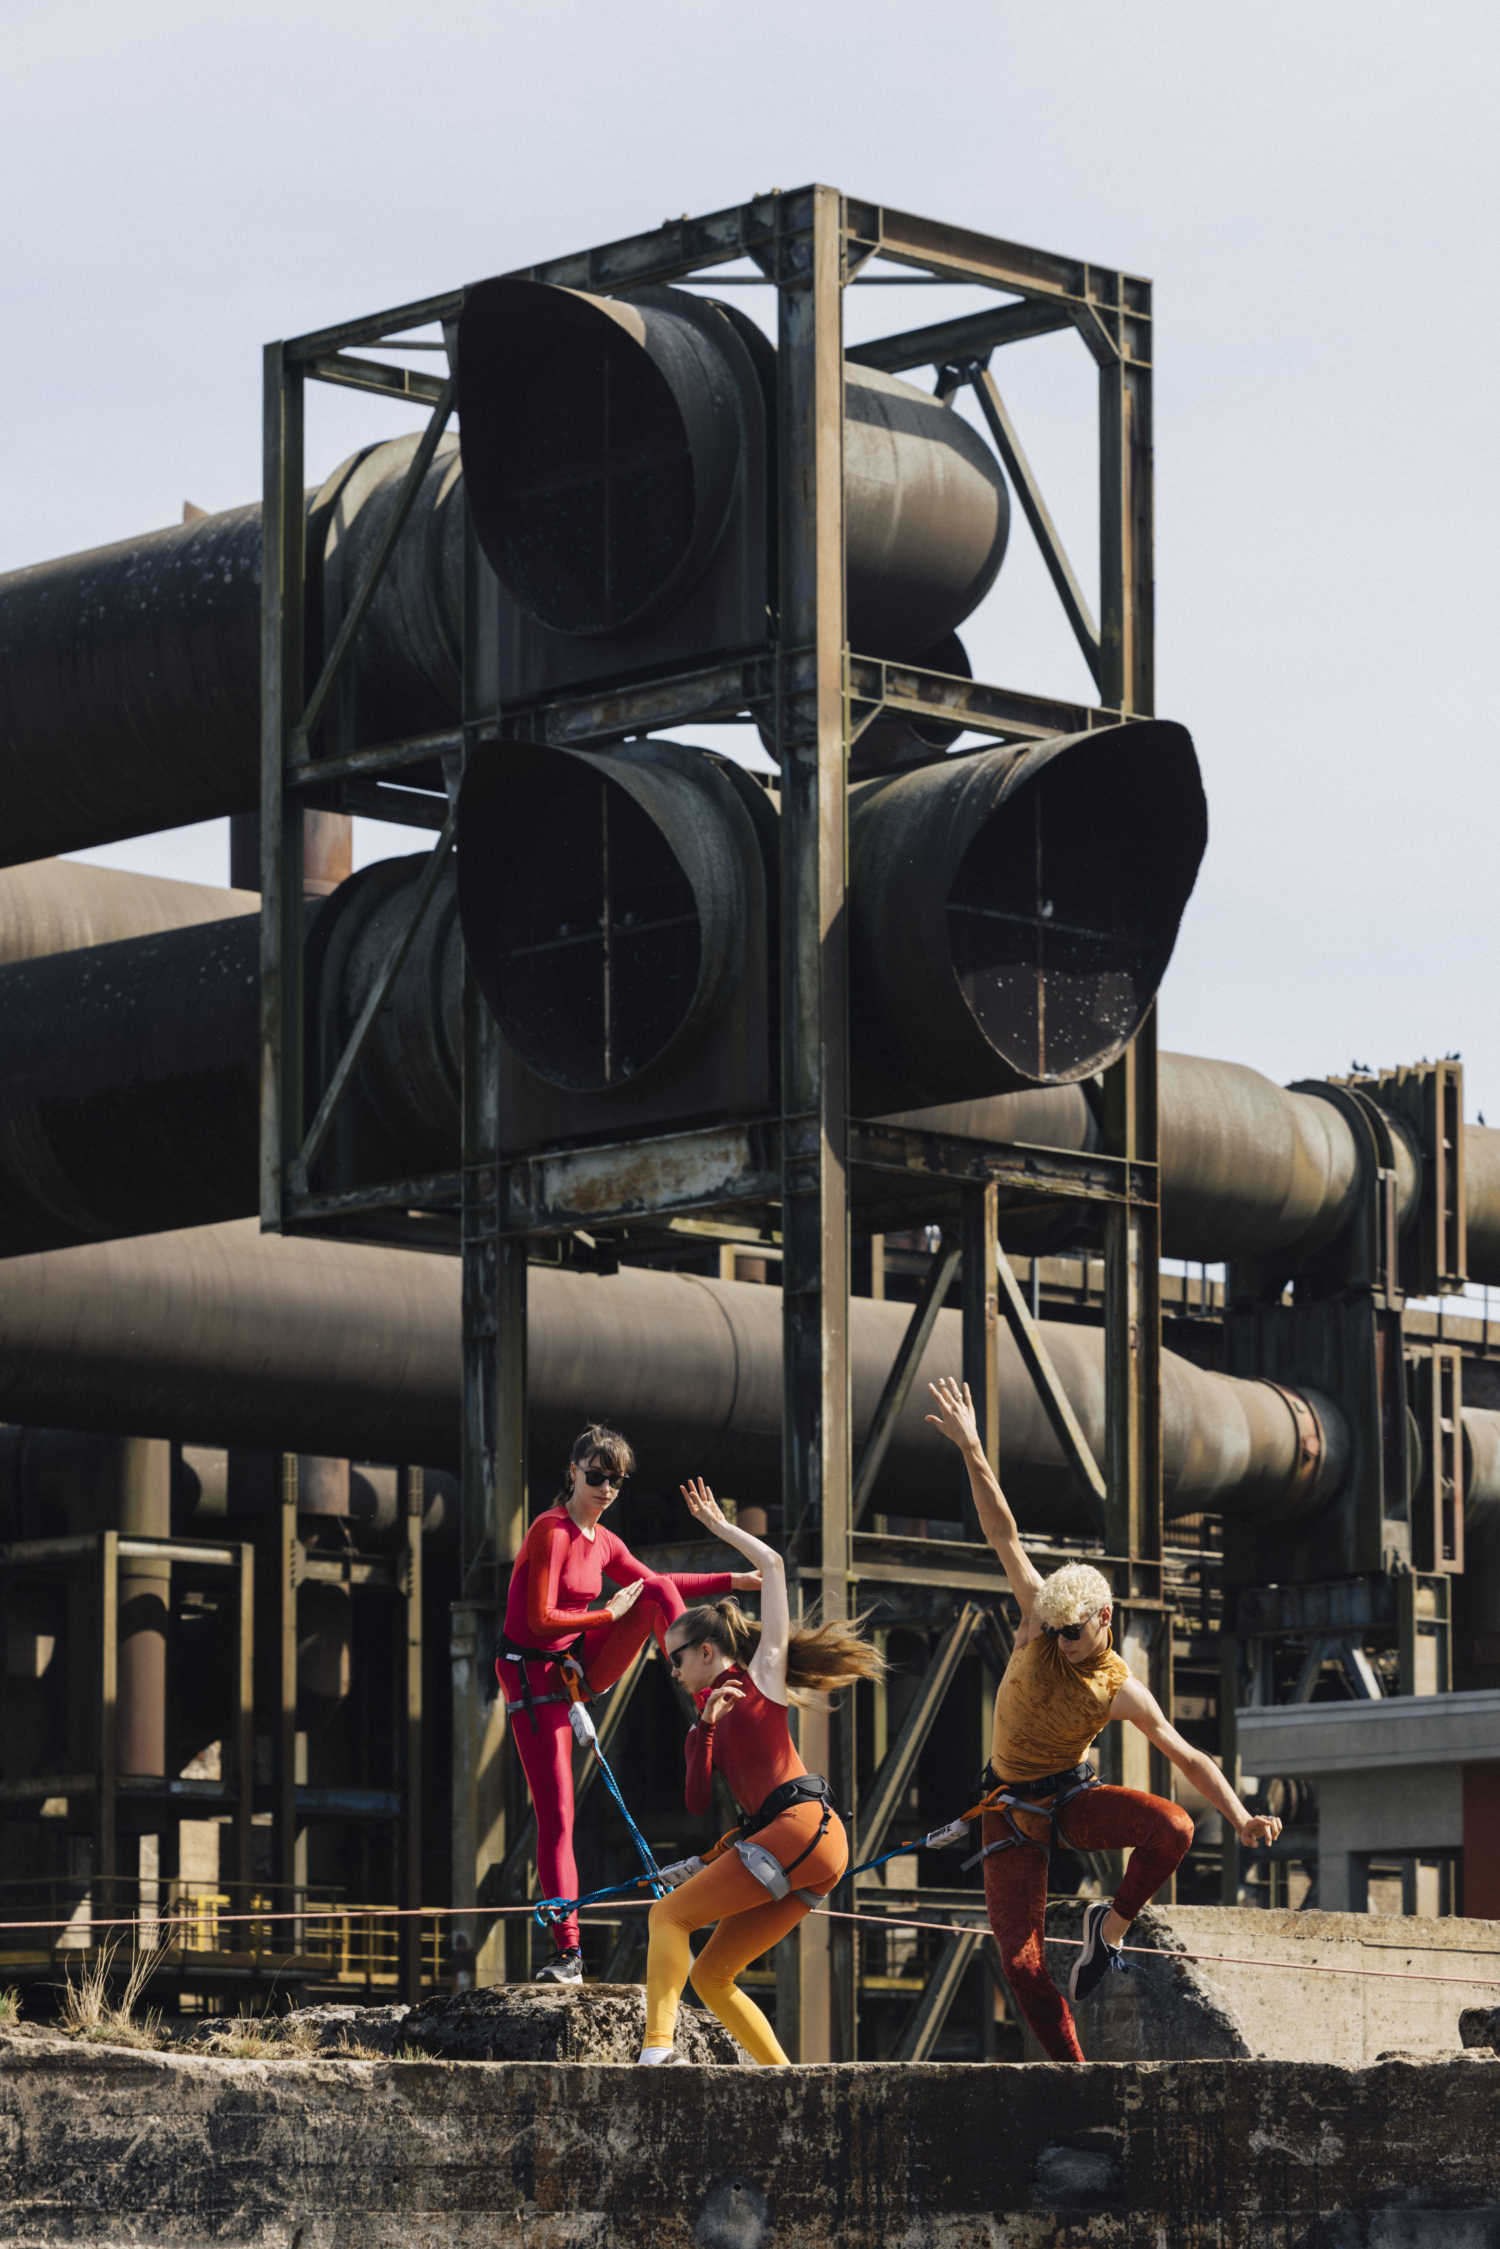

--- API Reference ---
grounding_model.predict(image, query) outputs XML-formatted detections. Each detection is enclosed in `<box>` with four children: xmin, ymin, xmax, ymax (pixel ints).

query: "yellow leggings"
<box><xmin>643</xmin><ymin>1805</ymin><xmax>845</xmax><ymax>2065</ymax></box>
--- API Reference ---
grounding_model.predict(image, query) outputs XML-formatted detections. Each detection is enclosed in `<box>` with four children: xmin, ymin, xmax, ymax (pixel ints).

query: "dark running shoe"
<box><xmin>1069</xmin><ymin>1901</ymin><xmax>1127</xmax><ymax>2004</ymax></box>
<box><xmin>535</xmin><ymin>1947</ymin><xmax>584</xmax><ymax>1984</ymax></box>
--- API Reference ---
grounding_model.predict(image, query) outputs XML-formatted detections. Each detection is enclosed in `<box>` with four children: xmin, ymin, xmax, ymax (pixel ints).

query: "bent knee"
<box><xmin>649</xmin><ymin>1895</ymin><xmax>690</xmax><ymax>1938</ymax></box>
<box><xmin>1162</xmin><ymin>1801</ymin><xmax>1195</xmax><ymax>1847</ymax></box>
<box><xmin>687</xmin><ymin>1955</ymin><xmax>733</xmax><ymax>2001</ymax></box>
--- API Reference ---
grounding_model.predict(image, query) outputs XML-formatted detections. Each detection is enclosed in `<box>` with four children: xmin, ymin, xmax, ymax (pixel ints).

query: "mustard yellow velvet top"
<box><xmin>989</xmin><ymin>1630</ymin><xmax>1130</xmax><ymax>1783</ymax></box>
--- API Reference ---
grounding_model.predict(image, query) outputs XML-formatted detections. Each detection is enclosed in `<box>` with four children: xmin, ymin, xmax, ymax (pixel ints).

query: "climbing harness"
<box><xmin>961</xmin><ymin>1760</ymin><xmax>1100</xmax><ymax>1871</ymax></box>
<box><xmin>531</xmin><ymin>1671</ymin><xmax>667</xmax><ymax>1930</ymax></box>
<box><xmin>840</xmin><ymin>1759</ymin><xmax>1101</xmax><ymax>1884</ymax></box>
<box><xmin>494</xmin><ymin>1634</ymin><xmax>605</xmax><ymax>1733</ymax></box>
<box><xmin>731</xmin><ymin>1773</ymin><xmax>840</xmax><ymax>1906</ymax></box>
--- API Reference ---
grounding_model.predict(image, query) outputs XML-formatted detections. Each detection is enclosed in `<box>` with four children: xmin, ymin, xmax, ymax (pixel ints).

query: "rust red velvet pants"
<box><xmin>981</xmin><ymin>1784</ymin><xmax>1194</xmax><ymax>2062</ymax></box>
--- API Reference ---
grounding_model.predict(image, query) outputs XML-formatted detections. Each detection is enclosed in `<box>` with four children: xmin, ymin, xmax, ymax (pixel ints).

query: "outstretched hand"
<box><xmin>1237</xmin><ymin>1814</ymin><xmax>1284</xmax><ymax>1849</ymax></box>
<box><xmin>926</xmin><ymin>1374</ymin><xmax>981</xmax><ymax>1452</ymax></box>
<box><xmin>680</xmin><ymin>1477</ymin><xmax>734</xmax><ymax>1535</ymax></box>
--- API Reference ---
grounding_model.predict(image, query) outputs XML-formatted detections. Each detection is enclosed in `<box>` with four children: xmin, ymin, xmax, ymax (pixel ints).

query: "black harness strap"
<box><xmin>961</xmin><ymin>1760</ymin><xmax>1100</xmax><ymax>1871</ymax></box>
<box><xmin>495</xmin><ymin>1634</ymin><xmax>590</xmax><ymax>1735</ymax></box>
<box><xmin>739</xmin><ymin>1773</ymin><xmax>838</xmax><ymax>1883</ymax></box>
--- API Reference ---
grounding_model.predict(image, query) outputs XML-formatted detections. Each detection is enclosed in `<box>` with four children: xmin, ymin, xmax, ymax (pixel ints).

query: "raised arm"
<box><xmin>1111</xmin><ymin>1677</ymin><xmax>1283</xmax><ymax>1849</ymax></box>
<box><xmin>680</xmin><ymin>1477</ymin><xmax>790</xmax><ymax>1706</ymax></box>
<box><xmin>925</xmin><ymin>1376</ymin><xmax>1045</xmax><ymax>1637</ymax></box>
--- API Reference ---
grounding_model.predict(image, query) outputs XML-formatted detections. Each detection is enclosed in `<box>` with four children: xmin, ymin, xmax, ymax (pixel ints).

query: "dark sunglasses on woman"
<box><xmin>1043</xmin><ymin>1615</ymin><xmax>1095</xmax><ymax>1642</ymax></box>
<box><xmin>581</xmin><ymin>1468</ymin><xmax>625</xmax><ymax>1489</ymax></box>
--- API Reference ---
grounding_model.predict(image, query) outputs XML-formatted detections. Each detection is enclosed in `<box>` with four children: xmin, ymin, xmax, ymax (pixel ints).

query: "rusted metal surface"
<box><xmin>848</xmin><ymin>721</ymin><xmax>1204</xmax><ymax>1109</ymax></box>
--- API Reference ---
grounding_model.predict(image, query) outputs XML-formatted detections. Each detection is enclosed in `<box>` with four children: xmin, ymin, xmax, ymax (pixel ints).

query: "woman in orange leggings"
<box><xmin>638</xmin><ymin>1480</ymin><xmax>883</xmax><ymax>2065</ymax></box>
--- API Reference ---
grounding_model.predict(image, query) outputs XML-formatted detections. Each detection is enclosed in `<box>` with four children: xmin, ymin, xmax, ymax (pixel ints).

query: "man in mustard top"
<box><xmin>927</xmin><ymin>1374</ymin><xmax>1281</xmax><ymax>2063</ymax></box>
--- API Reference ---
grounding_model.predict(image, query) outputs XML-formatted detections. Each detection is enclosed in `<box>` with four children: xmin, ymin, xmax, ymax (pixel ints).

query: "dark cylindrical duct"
<box><xmin>457</xmin><ymin>740</ymin><xmax>760</xmax><ymax>1096</ymax></box>
<box><xmin>0</xmin><ymin>1219</ymin><xmax>1357</xmax><ymax>1531</ymax></box>
<box><xmin>456</xmin><ymin>279</ymin><xmax>1009</xmax><ymax>666</ymax></box>
<box><xmin>0</xmin><ymin>912</ymin><xmax>264</xmax><ymax>1253</ymax></box>
<box><xmin>1466</xmin><ymin>1129</ymin><xmax>1500</xmax><ymax>1284</ymax></box>
<box><xmin>0</xmin><ymin>440</ymin><xmax>463</xmax><ymax>867</ymax></box>
<box><xmin>849</xmin><ymin>723</ymin><xmax>1208</xmax><ymax>1109</ymax></box>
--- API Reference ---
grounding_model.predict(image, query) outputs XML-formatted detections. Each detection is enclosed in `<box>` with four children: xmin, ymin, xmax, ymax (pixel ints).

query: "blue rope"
<box><xmin>532</xmin><ymin>1713</ymin><xmax>667</xmax><ymax>1931</ymax></box>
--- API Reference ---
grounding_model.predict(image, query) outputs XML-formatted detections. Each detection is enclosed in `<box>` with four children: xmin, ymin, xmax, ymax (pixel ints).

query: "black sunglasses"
<box><xmin>667</xmin><ymin>1644</ymin><xmax>689</xmax><ymax>1671</ymax></box>
<box><xmin>1043</xmin><ymin>1615</ymin><xmax>1097</xmax><ymax>1642</ymax></box>
<box><xmin>579</xmin><ymin>1467</ymin><xmax>626</xmax><ymax>1489</ymax></box>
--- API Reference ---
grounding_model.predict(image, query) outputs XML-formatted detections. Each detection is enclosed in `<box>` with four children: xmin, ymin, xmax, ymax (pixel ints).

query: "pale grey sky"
<box><xmin>4</xmin><ymin>0</ymin><xmax>1497</xmax><ymax>1118</ymax></box>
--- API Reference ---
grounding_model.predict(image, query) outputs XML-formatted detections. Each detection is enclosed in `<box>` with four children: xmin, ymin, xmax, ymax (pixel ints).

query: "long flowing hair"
<box><xmin>673</xmin><ymin>1597</ymin><xmax>885</xmax><ymax>1708</ymax></box>
<box><xmin>551</xmin><ymin>1422</ymin><xmax>637</xmax><ymax>1509</ymax></box>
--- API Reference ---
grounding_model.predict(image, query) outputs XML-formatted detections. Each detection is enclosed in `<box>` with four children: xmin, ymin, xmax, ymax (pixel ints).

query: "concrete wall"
<box><xmin>2</xmin><ymin>2035</ymin><xmax>1499</xmax><ymax>2246</ymax></box>
<box><xmin>1316</xmin><ymin>1769</ymin><xmax>1464</xmax><ymax>1909</ymax></box>
<box><xmin>1040</xmin><ymin>1903</ymin><xmax>1500</xmax><ymax>2065</ymax></box>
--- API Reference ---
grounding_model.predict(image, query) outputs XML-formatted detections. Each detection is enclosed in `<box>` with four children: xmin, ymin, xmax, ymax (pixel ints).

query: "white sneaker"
<box><xmin>636</xmin><ymin>2045</ymin><xmax>679</xmax><ymax>2065</ymax></box>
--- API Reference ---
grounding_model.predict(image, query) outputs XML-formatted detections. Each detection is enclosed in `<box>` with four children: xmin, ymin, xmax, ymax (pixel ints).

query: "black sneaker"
<box><xmin>1068</xmin><ymin>1901</ymin><xmax>1126</xmax><ymax>2003</ymax></box>
<box><xmin>534</xmin><ymin>1947</ymin><xmax>583</xmax><ymax>1985</ymax></box>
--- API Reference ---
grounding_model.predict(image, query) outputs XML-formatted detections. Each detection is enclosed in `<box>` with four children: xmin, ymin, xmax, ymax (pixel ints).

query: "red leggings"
<box><xmin>500</xmin><ymin>1582</ymin><xmax>682</xmax><ymax>1952</ymax></box>
<box><xmin>982</xmin><ymin>1784</ymin><xmax>1193</xmax><ymax>2062</ymax></box>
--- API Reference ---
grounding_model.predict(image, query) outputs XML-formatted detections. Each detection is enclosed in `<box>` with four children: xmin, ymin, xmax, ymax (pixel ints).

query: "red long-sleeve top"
<box><xmin>503</xmin><ymin>1506</ymin><xmax>732</xmax><ymax>1655</ymax></box>
<box><xmin>685</xmin><ymin>1664</ymin><xmax>804</xmax><ymax>1819</ymax></box>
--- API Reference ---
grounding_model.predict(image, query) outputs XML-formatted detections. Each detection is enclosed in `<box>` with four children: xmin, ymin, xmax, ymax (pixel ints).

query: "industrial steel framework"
<box><xmin>261</xmin><ymin>188</ymin><xmax>1165</xmax><ymax>2058</ymax></box>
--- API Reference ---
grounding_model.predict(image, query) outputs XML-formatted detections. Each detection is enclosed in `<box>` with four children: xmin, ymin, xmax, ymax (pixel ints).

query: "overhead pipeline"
<box><xmin>894</xmin><ymin>1052</ymin><xmax>1500</xmax><ymax>1284</ymax></box>
<box><xmin>0</xmin><ymin>880</ymin><xmax>1495</xmax><ymax>1284</ymax></box>
<box><xmin>0</xmin><ymin>1218</ymin><xmax>1361</xmax><ymax>1534</ymax></box>
<box><xmin>0</xmin><ymin>299</ymin><xmax>1018</xmax><ymax>869</ymax></box>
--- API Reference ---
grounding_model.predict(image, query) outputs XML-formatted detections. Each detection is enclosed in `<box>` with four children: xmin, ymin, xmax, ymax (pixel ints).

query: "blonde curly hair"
<box><xmin>1033</xmin><ymin>1562</ymin><xmax>1112</xmax><ymax>1630</ymax></box>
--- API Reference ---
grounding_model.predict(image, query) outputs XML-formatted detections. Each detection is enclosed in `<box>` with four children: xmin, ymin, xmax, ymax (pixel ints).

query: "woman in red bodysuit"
<box><xmin>499</xmin><ymin>1425</ymin><xmax>761</xmax><ymax>1981</ymax></box>
<box><xmin>638</xmin><ymin>1480</ymin><xmax>884</xmax><ymax>2064</ymax></box>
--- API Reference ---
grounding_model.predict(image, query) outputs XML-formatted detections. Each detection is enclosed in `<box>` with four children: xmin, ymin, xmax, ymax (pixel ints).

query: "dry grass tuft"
<box><xmin>0</xmin><ymin>1987</ymin><xmax>20</xmax><ymax>2024</ymax></box>
<box><xmin>59</xmin><ymin>1925</ymin><xmax>174</xmax><ymax>2049</ymax></box>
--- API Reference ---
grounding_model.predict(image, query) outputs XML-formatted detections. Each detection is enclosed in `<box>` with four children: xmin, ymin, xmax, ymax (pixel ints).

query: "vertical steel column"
<box><xmin>276</xmin><ymin>1455</ymin><xmax>299</xmax><ymax>1898</ymax></box>
<box><xmin>399</xmin><ymin>1466</ymin><xmax>424</xmax><ymax>2004</ymax></box>
<box><xmin>259</xmin><ymin>341</ymin><xmax>305</xmax><ymax>1234</ymax></box>
<box><xmin>774</xmin><ymin>183</ymin><xmax>852</xmax><ymax>2064</ymax></box>
<box><xmin>234</xmin><ymin>1543</ymin><xmax>255</xmax><ymax>1895</ymax></box>
<box><xmin>1097</xmin><ymin>271</ymin><xmax>1153</xmax><ymax>722</ymax></box>
<box><xmin>961</xmin><ymin>1186</ymin><xmax>1001</xmax><ymax>1527</ymax></box>
<box><xmin>455</xmin><ymin>486</ymin><xmax>528</xmax><ymax>1983</ymax></box>
<box><xmin>96</xmin><ymin>1530</ymin><xmax>118</xmax><ymax>1913</ymax></box>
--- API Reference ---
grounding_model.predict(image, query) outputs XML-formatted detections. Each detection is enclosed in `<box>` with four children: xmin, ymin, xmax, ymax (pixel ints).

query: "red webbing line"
<box><xmin>804</xmin><ymin>1905</ymin><xmax>1500</xmax><ymax>1991</ymax></box>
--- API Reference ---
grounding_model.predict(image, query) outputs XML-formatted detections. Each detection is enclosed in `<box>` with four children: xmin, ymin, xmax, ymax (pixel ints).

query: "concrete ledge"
<box><xmin>1236</xmin><ymin>1689</ymin><xmax>1500</xmax><ymax>1772</ymax></box>
<box><xmin>2</xmin><ymin>2038</ymin><xmax>1499</xmax><ymax>2245</ymax></box>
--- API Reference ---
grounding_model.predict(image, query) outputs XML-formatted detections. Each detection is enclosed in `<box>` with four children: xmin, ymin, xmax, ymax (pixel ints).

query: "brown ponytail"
<box><xmin>674</xmin><ymin>1598</ymin><xmax>885</xmax><ymax>1707</ymax></box>
<box><xmin>552</xmin><ymin>1422</ymin><xmax>637</xmax><ymax>1508</ymax></box>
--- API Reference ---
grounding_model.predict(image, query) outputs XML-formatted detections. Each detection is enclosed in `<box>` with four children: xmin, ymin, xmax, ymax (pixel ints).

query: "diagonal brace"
<box><xmin>893</xmin><ymin>1924</ymin><xmax>983</xmax><ymax>2061</ymax></box>
<box><xmin>851</xmin><ymin>1227</ymin><xmax>961</xmax><ymax>1526</ymax></box>
<box><xmin>855</xmin><ymin>1600</ymin><xmax>986</xmax><ymax>1870</ymax></box>
<box><xmin>292</xmin><ymin>373</ymin><xmax>457</xmax><ymax>756</ymax></box>
<box><xmin>993</xmin><ymin>1251</ymin><xmax>1107</xmax><ymax>1525</ymax></box>
<box><xmin>969</xmin><ymin>367</ymin><xmax>1101</xmax><ymax>687</ymax></box>
<box><xmin>290</xmin><ymin>805</ymin><xmax>455</xmax><ymax>1193</ymax></box>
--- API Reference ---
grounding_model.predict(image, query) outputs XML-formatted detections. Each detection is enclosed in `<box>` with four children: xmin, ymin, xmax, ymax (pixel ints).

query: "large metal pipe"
<box><xmin>1</xmin><ymin>891</ymin><xmax>1496</xmax><ymax>1284</ymax></box>
<box><xmin>896</xmin><ymin>1052</ymin><xmax>1500</xmax><ymax>1282</ymax></box>
<box><xmin>0</xmin><ymin>315</ymin><xmax>1012</xmax><ymax>871</ymax></box>
<box><xmin>0</xmin><ymin>1219</ymin><xmax>1358</xmax><ymax>1532</ymax></box>
<box><xmin>0</xmin><ymin>858</ymin><xmax>254</xmax><ymax>962</ymax></box>
<box><xmin>0</xmin><ymin>442</ymin><xmax>463</xmax><ymax>866</ymax></box>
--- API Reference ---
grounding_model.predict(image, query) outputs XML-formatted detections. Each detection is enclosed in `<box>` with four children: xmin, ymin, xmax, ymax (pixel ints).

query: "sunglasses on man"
<box><xmin>579</xmin><ymin>1468</ymin><xmax>626</xmax><ymax>1489</ymax></box>
<box><xmin>1042</xmin><ymin>1614</ymin><xmax>1098</xmax><ymax>1642</ymax></box>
